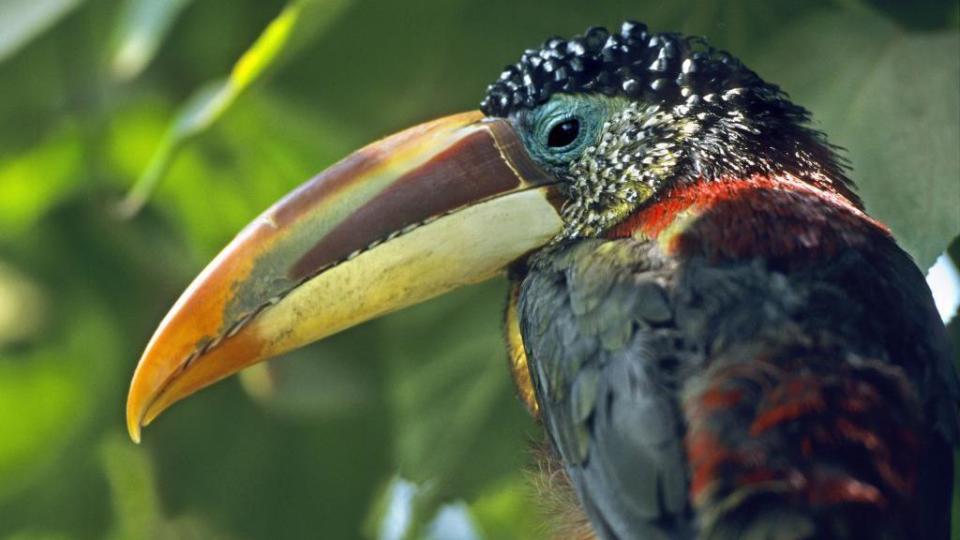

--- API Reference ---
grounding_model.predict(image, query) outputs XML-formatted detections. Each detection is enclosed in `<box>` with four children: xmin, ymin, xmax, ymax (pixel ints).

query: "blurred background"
<box><xmin>0</xmin><ymin>0</ymin><xmax>957</xmax><ymax>538</ymax></box>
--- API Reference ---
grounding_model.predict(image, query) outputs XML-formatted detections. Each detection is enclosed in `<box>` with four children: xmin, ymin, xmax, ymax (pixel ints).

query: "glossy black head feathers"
<box><xmin>481</xmin><ymin>21</ymin><xmax>775</xmax><ymax>117</ymax></box>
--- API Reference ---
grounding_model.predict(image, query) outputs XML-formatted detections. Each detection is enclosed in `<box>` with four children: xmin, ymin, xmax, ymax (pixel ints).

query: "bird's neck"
<box><xmin>608</xmin><ymin>174</ymin><xmax>889</xmax><ymax>261</ymax></box>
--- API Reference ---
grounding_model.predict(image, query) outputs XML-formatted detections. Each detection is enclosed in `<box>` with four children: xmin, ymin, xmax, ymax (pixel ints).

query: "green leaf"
<box><xmin>0</xmin><ymin>293</ymin><xmax>118</xmax><ymax>502</ymax></box>
<box><xmin>110</xmin><ymin>0</ymin><xmax>194</xmax><ymax>81</ymax></box>
<box><xmin>0</xmin><ymin>0</ymin><xmax>82</xmax><ymax>63</ymax></box>
<box><xmin>100</xmin><ymin>433</ymin><xmax>163</xmax><ymax>539</ymax></box>
<box><xmin>0</xmin><ymin>262</ymin><xmax>47</xmax><ymax>347</ymax></box>
<box><xmin>752</xmin><ymin>8</ymin><xmax>960</xmax><ymax>269</ymax></box>
<box><xmin>0</xmin><ymin>125</ymin><xmax>82</xmax><ymax>236</ymax></box>
<box><xmin>118</xmin><ymin>0</ymin><xmax>352</xmax><ymax>217</ymax></box>
<box><xmin>100</xmin><ymin>433</ymin><xmax>238</xmax><ymax>540</ymax></box>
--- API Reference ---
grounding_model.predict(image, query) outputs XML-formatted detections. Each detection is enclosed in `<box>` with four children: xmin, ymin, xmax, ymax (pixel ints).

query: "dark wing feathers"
<box><xmin>518</xmin><ymin>236</ymin><xmax>958</xmax><ymax>540</ymax></box>
<box><xmin>519</xmin><ymin>239</ymin><xmax>696</xmax><ymax>540</ymax></box>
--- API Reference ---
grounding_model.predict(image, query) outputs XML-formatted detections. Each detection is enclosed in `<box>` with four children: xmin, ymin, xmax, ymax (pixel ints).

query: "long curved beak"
<box><xmin>126</xmin><ymin>111</ymin><xmax>563</xmax><ymax>442</ymax></box>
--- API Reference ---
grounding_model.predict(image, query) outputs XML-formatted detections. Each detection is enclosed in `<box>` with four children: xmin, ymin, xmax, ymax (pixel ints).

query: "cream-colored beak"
<box><xmin>126</xmin><ymin>111</ymin><xmax>564</xmax><ymax>442</ymax></box>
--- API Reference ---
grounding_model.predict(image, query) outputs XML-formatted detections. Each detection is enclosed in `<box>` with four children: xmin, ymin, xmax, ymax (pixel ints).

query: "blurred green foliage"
<box><xmin>0</xmin><ymin>1</ymin><xmax>957</xmax><ymax>539</ymax></box>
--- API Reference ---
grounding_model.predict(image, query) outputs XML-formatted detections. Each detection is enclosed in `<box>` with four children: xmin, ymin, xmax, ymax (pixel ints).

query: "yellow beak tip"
<box><xmin>126</xmin><ymin>395</ymin><xmax>145</xmax><ymax>443</ymax></box>
<box><xmin>127</xmin><ymin>420</ymin><xmax>142</xmax><ymax>444</ymax></box>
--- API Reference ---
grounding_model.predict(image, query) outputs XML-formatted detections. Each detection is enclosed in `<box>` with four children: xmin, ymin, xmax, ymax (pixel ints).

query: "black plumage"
<box><xmin>481</xmin><ymin>21</ymin><xmax>768</xmax><ymax>117</ymax></box>
<box><xmin>515</xmin><ymin>231</ymin><xmax>957</xmax><ymax>539</ymax></box>
<box><xmin>480</xmin><ymin>22</ymin><xmax>960</xmax><ymax>538</ymax></box>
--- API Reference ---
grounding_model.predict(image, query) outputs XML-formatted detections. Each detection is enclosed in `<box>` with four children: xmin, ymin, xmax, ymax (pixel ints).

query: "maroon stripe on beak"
<box><xmin>126</xmin><ymin>111</ymin><xmax>564</xmax><ymax>441</ymax></box>
<box><xmin>289</xmin><ymin>117</ymin><xmax>549</xmax><ymax>280</ymax></box>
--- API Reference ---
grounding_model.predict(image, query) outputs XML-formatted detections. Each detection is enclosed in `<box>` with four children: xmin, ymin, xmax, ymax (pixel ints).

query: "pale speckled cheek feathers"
<box><xmin>560</xmin><ymin>103</ymin><xmax>680</xmax><ymax>238</ymax></box>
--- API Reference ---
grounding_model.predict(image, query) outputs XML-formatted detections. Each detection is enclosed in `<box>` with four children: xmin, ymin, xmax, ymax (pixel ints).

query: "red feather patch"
<box><xmin>609</xmin><ymin>175</ymin><xmax>889</xmax><ymax>261</ymax></box>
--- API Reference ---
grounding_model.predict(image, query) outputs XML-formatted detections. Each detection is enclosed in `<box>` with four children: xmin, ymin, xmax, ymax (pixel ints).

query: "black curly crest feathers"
<box><xmin>481</xmin><ymin>21</ymin><xmax>775</xmax><ymax>117</ymax></box>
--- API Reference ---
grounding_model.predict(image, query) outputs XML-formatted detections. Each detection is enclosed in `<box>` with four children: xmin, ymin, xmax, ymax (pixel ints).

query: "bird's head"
<box><xmin>127</xmin><ymin>22</ymin><xmax>854</xmax><ymax>440</ymax></box>
<box><xmin>481</xmin><ymin>22</ymin><xmax>857</xmax><ymax>239</ymax></box>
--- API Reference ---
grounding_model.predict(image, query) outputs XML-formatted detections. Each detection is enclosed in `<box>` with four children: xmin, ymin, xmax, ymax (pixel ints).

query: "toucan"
<box><xmin>127</xmin><ymin>22</ymin><xmax>959</xmax><ymax>539</ymax></box>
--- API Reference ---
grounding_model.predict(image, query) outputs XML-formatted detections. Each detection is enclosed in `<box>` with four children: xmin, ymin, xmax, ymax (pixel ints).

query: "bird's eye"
<box><xmin>546</xmin><ymin>118</ymin><xmax>580</xmax><ymax>148</ymax></box>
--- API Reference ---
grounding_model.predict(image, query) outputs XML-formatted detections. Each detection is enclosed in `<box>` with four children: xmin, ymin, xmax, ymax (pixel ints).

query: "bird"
<box><xmin>126</xmin><ymin>21</ymin><xmax>959</xmax><ymax>539</ymax></box>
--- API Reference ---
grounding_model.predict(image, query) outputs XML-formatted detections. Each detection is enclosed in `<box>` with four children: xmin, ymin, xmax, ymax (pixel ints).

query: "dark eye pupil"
<box><xmin>547</xmin><ymin>118</ymin><xmax>580</xmax><ymax>148</ymax></box>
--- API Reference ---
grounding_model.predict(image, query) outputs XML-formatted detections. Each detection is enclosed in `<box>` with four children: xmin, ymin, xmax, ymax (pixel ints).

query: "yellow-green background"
<box><xmin>0</xmin><ymin>0</ymin><xmax>958</xmax><ymax>538</ymax></box>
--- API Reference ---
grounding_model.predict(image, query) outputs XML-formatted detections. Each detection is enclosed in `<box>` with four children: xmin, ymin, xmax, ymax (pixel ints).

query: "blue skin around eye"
<box><xmin>511</xmin><ymin>94</ymin><xmax>619</xmax><ymax>175</ymax></box>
